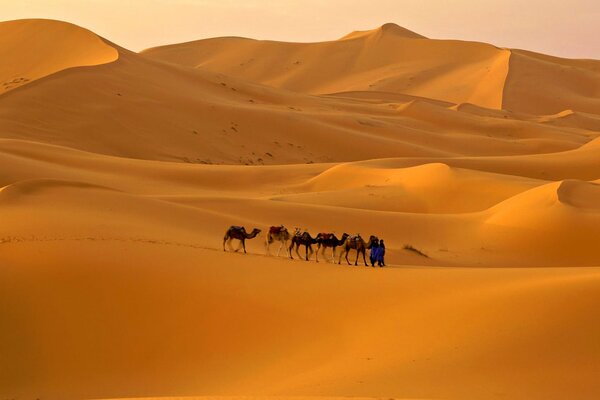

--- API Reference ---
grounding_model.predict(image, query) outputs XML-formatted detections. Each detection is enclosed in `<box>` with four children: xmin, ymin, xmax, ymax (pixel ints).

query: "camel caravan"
<box><xmin>223</xmin><ymin>225</ymin><xmax>386</xmax><ymax>267</ymax></box>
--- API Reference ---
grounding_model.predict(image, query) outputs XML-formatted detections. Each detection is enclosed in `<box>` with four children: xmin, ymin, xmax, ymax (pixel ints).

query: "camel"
<box><xmin>338</xmin><ymin>234</ymin><xmax>369</xmax><ymax>266</ymax></box>
<box><xmin>289</xmin><ymin>230</ymin><xmax>317</xmax><ymax>261</ymax></box>
<box><xmin>315</xmin><ymin>232</ymin><xmax>349</xmax><ymax>263</ymax></box>
<box><xmin>265</xmin><ymin>225</ymin><xmax>291</xmax><ymax>257</ymax></box>
<box><xmin>222</xmin><ymin>226</ymin><xmax>261</xmax><ymax>253</ymax></box>
<box><xmin>368</xmin><ymin>235</ymin><xmax>379</xmax><ymax>249</ymax></box>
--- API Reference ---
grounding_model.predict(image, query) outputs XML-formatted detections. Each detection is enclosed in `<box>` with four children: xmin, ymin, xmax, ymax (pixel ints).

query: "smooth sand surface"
<box><xmin>1</xmin><ymin>19</ymin><xmax>599</xmax><ymax>400</ymax></box>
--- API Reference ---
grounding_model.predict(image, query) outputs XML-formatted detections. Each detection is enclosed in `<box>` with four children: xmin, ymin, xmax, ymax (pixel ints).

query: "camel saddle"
<box><xmin>269</xmin><ymin>225</ymin><xmax>285</xmax><ymax>234</ymax></box>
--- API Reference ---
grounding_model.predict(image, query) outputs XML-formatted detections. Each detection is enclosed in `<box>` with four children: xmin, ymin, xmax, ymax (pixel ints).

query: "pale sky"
<box><xmin>2</xmin><ymin>0</ymin><xmax>599</xmax><ymax>59</ymax></box>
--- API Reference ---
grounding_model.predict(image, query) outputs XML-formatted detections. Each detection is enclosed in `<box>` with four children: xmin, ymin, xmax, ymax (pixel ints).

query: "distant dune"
<box><xmin>1</xmin><ymin>18</ymin><xmax>599</xmax><ymax>400</ymax></box>
<box><xmin>143</xmin><ymin>23</ymin><xmax>600</xmax><ymax>115</ymax></box>
<box><xmin>143</xmin><ymin>23</ymin><xmax>511</xmax><ymax>109</ymax></box>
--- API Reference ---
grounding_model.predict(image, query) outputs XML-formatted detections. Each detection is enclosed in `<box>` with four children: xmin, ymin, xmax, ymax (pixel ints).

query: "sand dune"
<box><xmin>0</xmin><ymin>19</ymin><xmax>118</xmax><ymax>93</ymax></box>
<box><xmin>0</xmin><ymin>48</ymin><xmax>593</xmax><ymax>163</ymax></box>
<box><xmin>143</xmin><ymin>24</ymin><xmax>600</xmax><ymax>115</ymax></box>
<box><xmin>276</xmin><ymin>162</ymin><xmax>543</xmax><ymax>213</ymax></box>
<box><xmin>1</xmin><ymin>142</ymin><xmax>598</xmax><ymax>268</ymax></box>
<box><xmin>143</xmin><ymin>23</ymin><xmax>511</xmax><ymax>109</ymax></box>
<box><xmin>1</xmin><ymin>18</ymin><xmax>600</xmax><ymax>400</ymax></box>
<box><xmin>503</xmin><ymin>49</ymin><xmax>600</xmax><ymax>114</ymax></box>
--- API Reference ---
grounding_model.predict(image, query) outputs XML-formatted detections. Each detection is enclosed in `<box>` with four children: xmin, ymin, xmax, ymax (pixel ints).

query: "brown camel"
<box><xmin>223</xmin><ymin>226</ymin><xmax>261</xmax><ymax>253</ymax></box>
<box><xmin>289</xmin><ymin>230</ymin><xmax>317</xmax><ymax>261</ymax></box>
<box><xmin>265</xmin><ymin>225</ymin><xmax>291</xmax><ymax>257</ymax></box>
<box><xmin>338</xmin><ymin>234</ymin><xmax>369</xmax><ymax>266</ymax></box>
<box><xmin>315</xmin><ymin>232</ymin><xmax>349</xmax><ymax>263</ymax></box>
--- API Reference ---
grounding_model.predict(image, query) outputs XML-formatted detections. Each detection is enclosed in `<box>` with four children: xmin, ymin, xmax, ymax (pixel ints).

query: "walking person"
<box><xmin>377</xmin><ymin>239</ymin><xmax>386</xmax><ymax>267</ymax></box>
<box><xmin>370</xmin><ymin>239</ymin><xmax>380</xmax><ymax>267</ymax></box>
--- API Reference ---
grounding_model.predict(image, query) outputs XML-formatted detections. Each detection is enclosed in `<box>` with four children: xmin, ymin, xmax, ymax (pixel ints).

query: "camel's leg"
<box><xmin>346</xmin><ymin>249</ymin><xmax>351</xmax><ymax>265</ymax></box>
<box><xmin>242</xmin><ymin>238</ymin><xmax>247</xmax><ymax>254</ymax></box>
<box><xmin>223</xmin><ymin>235</ymin><xmax>228</xmax><ymax>251</ymax></box>
<box><xmin>276</xmin><ymin>241</ymin><xmax>283</xmax><ymax>257</ymax></box>
<box><xmin>265</xmin><ymin>235</ymin><xmax>271</xmax><ymax>256</ymax></box>
<box><xmin>338</xmin><ymin>248</ymin><xmax>345</xmax><ymax>264</ymax></box>
<box><xmin>295</xmin><ymin>244</ymin><xmax>302</xmax><ymax>260</ymax></box>
<box><xmin>354</xmin><ymin>249</ymin><xmax>359</xmax><ymax>266</ymax></box>
<box><xmin>227</xmin><ymin>238</ymin><xmax>236</xmax><ymax>252</ymax></box>
<box><xmin>323</xmin><ymin>245</ymin><xmax>329</xmax><ymax>262</ymax></box>
<box><xmin>362</xmin><ymin>249</ymin><xmax>368</xmax><ymax>266</ymax></box>
<box><xmin>234</xmin><ymin>239</ymin><xmax>243</xmax><ymax>252</ymax></box>
<box><xmin>315</xmin><ymin>244</ymin><xmax>321</xmax><ymax>262</ymax></box>
<box><xmin>289</xmin><ymin>242</ymin><xmax>295</xmax><ymax>259</ymax></box>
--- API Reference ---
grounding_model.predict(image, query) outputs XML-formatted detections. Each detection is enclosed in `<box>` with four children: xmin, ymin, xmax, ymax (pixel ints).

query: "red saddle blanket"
<box><xmin>318</xmin><ymin>233</ymin><xmax>335</xmax><ymax>240</ymax></box>
<box><xmin>269</xmin><ymin>226</ymin><xmax>285</xmax><ymax>234</ymax></box>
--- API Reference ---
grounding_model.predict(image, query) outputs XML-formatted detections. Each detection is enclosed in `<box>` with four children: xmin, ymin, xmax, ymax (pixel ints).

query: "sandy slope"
<box><xmin>142</xmin><ymin>23</ymin><xmax>511</xmax><ymax>109</ymax></box>
<box><xmin>2</xmin><ymin>241</ymin><xmax>599</xmax><ymax>400</ymax></box>
<box><xmin>143</xmin><ymin>24</ymin><xmax>600</xmax><ymax>115</ymax></box>
<box><xmin>1</xmin><ymin>18</ymin><xmax>600</xmax><ymax>400</ymax></box>
<box><xmin>0</xmin><ymin>48</ymin><xmax>594</xmax><ymax>163</ymax></box>
<box><xmin>503</xmin><ymin>50</ymin><xmax>600</xmax><ymax>114</ymax></box>
<box><xmin>0</xmin><ymin>19</ymin><xmax>118</xmax><ymax>92</ymax></box>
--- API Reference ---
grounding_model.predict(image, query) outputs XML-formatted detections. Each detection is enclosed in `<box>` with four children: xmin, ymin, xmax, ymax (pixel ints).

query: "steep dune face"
<box><xmin>142</xmin><ymin>23</ymin><xmax>510</xmax><ymax>109</ymax></box>
<box><xmin>0</xmin><ymin>19</ymin><xmax>119</xmax><ymax>93</ymax></box>
<box><xmin>503</xmin><ymin>50</ymin><xmax>600</xmax><ymax>114</ymax></box>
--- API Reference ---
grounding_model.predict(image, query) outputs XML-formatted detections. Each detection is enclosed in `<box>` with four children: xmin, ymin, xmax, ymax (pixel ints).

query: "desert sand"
<box><xmin>0</xmin><ymin>19</ymin><xmax>599</xmax><ymax>400</ymax></box>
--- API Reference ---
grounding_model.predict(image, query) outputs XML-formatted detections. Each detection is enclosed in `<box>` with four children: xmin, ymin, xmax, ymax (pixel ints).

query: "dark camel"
<box><xmin>315</xmin><ymin>232</ymin><xmax>349</xmax><ymax>263</ymax></box>
<box><xmin>289</xmin><ymin>230</ymin><xmax>317</xmax><ymax>261</ymax></box>
<box><xmin>265</xmin><ymin>225</ymin><xmax>291</xmax><ymax>257</ymax></box>
<box><xmin>223</xmin><ymin>226</ymin><xmax>261</xmax><ymax>253</ymax></box>
<box><xmin>338</xmin><ymin>234</ymin><xmax>369</xmax><ymax>266</ymax></box>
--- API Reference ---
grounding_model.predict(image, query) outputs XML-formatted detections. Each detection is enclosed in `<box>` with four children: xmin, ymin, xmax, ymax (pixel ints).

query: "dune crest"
<box><xmin>0</xmin><ymin>19</ymin><xmax>119</xmax><ymax>94</ymax></box>
<box><xmin>503</xmin><ymin>49</ymin><xmax>600</xmax><ymax>114</ymax></box>
<box><xmin>340</xmin><ymin>22</ymin><xmax>427</xmax><ymax>40</ymax></box>
<box><xmin>556</xmin><ymin>180</ymin><xmax>600</xmax><ymax>210</ymax></box>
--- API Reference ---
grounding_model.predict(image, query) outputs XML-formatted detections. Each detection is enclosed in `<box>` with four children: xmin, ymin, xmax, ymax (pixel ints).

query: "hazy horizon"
<box><xmin>1</xmin><ymin>0</ymin><xmax>599</xmax><ymax>59</ymax></box>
